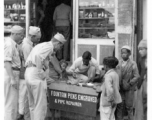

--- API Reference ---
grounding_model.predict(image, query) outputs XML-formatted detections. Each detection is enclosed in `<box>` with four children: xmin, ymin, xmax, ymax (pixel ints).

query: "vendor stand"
<box><xmin>4</xmin><ymin>0</ymin><xmax>136</xmax><ymax>62</ymax></box>
<box><xmin>47</xmin><ymin>81</ymin><xmax>101</xmax><ymax>120</ymax></box>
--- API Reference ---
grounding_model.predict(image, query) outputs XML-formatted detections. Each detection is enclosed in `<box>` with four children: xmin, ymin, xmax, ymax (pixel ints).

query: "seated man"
<box><xmin>67</xmin><ymin>51</ymin><xmax>100</xmax><ymax>83</ymax></box>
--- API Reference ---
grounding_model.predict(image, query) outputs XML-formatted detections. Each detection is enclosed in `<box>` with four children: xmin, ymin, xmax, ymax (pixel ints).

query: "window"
<box><xmin>78</xmin><ymin>0</ymin><xmax>115</xmax><ymax>39</ymax></box>
<box><xmin>4</xmin><ymin>0</ymin><xmax>26</xmax><ymax>32</ymax></box>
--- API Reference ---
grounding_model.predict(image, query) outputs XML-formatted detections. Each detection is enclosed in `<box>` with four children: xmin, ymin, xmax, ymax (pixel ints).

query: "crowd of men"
<box><xmin>4</xmin><ymin>25</ymin><xmax>147</xmax><ymax>120</ymax></box>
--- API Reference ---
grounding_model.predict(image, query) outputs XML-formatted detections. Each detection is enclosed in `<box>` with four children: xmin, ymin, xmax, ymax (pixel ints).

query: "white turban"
<box><xmin>29</xmin><ymin>26</ymin><xmax>41</xmax><ymax>37</ymax></box>
<box><xmin>11</xmin><ymin>25</ymin><xmax>24</xmax><ymax>33</ymax></box>
<box><xmin>54</xmin><ymin>33</ymin><xmax>66</xmax><ymax>43</ymax></box>
<box><xmin>138</xmin><ymin>39</ymin><xmax>147</xmax><ymax>49</ymax></box>
<box><xmin>121</xmin><ymin>45</ymin><xmax>131</xmax><ymax>51</ymax></box>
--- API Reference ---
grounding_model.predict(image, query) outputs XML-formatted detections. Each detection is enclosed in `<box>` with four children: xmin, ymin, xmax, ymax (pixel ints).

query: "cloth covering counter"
<box><xmin>47</xmin><ymin>81</ymin><xmax>100</xmax><ymax>120</ymax></box>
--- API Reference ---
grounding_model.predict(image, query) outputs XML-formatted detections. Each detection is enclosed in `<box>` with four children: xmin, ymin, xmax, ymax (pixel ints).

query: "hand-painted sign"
<box><xmin>48</xmin><ymin>87</ymin><xmax>98</xmax><ymax>117</ymax></box>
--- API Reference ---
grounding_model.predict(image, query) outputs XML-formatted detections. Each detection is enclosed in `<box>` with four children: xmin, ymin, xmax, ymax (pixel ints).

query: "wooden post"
<box><xmin>136</xmin><ymin>0</ymin><xmax>143</xmax><ymax>63</ymax></box>
<box><xmin>117</xmin><ymin>0</ymin><xmax>134</xmax><ymax>59</ymax></box>
<box><xmin>26</xmin><ymin>0</ymin><xmax>30</xmax><ymax>37</ymax></box>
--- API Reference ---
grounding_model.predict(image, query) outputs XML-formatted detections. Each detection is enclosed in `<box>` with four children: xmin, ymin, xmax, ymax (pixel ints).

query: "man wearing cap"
<box><xmin>135</xmin><ymin>39</ymin><xmax>147</xmax><ymax>120</ymax></box>
<box><xmin>17</xmin><ymin>26</ymin><xmax>41</xmax><ymax>120</ymax></box>
<box><xmin>4</xmin><ymin>25</ymin><xmax>24</xmax><ymax>120</ymax></box>
<box><xmin>22</xmin><ymin>26</ymin><xmax>41</xmax><ymax>61</ymax></box>
<box><xmin>115</xmin><ymin>45</ymin><xmax>140</xmax><ymax>120</ymax></box>
<box><xmin>25</xmin><ymin>33</ymin><xmax>66</xmax><ymax>120</ymax></box>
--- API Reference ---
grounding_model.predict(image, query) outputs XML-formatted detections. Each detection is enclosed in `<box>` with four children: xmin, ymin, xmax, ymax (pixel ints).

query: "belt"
<box><xmin>12</xmin><ymin>67</ymin><xmax>20</xmax><ymax>71</ymax></box>
<box><xmin>26</xmin><ymin>63</ymin><xmax>46</xmax><ymax>71</ymax></box>
<box><xmin>26</xmin><ymin>63</ymin><xmax>36</xmax><ymax>68</ymax></box>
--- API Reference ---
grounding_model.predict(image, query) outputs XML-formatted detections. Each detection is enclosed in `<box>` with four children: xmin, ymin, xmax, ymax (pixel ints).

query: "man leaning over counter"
<box><xmin>24</xmin><ymin>33</ymin><xmax>66</xmax><ymax>120</ymax></box>
<box><xmin>18</xmin><ymin>26</ymin><xmax>41</xmax><ymax>120</ymax></box>
<box><xmin>67</xmin><ymin>51</ymin><xmax>100</xmax><ymax>83</ymax></box>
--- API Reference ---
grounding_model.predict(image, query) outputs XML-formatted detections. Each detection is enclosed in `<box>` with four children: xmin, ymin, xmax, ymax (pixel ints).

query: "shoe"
<box><xmin>17</xmin><ymin>114</ymin><xmax>24</xmax><ymax>120</ymax></box>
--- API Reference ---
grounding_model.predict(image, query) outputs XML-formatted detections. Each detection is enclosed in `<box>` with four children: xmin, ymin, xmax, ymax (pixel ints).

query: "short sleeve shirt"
<box><xmin>26</xmin><ymin>42</ymin><xmax>54</xmax><ymax>69</ymax></box>
<box><xmin>4</xmin><ymin>37</ymin><xmax>21</xmax><ymax>68</ymax></box>
<box><xmin>53</xmin><ymin>3</ymin><xmax>71</xmax><ymax>26</ymax></box>
<box><xmin>68</xmin><ymin>57</ymin><xmax>100</xmax><ymax>74</ymax></box>
<box><xmin>22</xmin><ymin>38</ymin><xmax>33</xmax><ymax>61</ymax></box>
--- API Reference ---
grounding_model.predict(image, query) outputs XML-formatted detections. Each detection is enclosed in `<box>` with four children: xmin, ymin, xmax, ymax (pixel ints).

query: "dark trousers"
<box><xmin>115</xmin><ymin>90</ymin><xmax>135</xmax><ymax>120</ymax></box>
<box><xmin>55</xmin><ymin>26</ymin><xmax>70</xmax><ymax>61</ymax></box>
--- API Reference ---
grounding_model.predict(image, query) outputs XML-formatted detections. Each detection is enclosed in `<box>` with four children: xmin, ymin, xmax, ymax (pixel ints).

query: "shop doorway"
<box><xmin>37</xmin><ymin>0</ymin><xmax>73</xmax><ymax>61</ymax></box>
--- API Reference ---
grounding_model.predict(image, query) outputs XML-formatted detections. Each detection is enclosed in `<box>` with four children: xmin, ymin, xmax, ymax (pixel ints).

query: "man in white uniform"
<box><xmin>18</xmin><ymin>26</ymin><xmax>41</xmax><ymax>120</ymax></box>
<box><xmin>68</xmin><ymin>51</ymin><xmax>100</xmax><ymax>83</ymax></box>
<box><xmin>22</xmin><ymin>26</ymin><xmax>41</xmax><ymax>60</ymax></box>
<box><xmin>25</xmin><ymin>33</ymin><xmax>66</xmax><ymax>120</ymax></box>
<box><xmin>4</xmin><ymin>25</ymin><xmax>24</xmax><ymax>120</ymax></box>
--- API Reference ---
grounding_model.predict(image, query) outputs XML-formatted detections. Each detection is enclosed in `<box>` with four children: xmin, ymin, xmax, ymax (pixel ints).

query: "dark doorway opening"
<box><xmin>37</xmin><ymin>0</ymin><xmax>72</xmax><ymax>43</ymax></box>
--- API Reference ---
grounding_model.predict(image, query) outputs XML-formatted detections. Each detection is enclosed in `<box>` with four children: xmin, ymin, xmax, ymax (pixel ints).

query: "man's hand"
<box><xmin>122</xmin><ymin>81</ymin><xmax>130</xmax><ymax>91</ymax></box>
<box><xmin>59</xmin><ymin>74</ymin><xmax>63</xmax><ymax>80</ymax></box>
<box><xmin>72</xmin><ymin>72</ymin><xmax>77</xmax><ymax>78</ymax></box>
<box><xmin>137</xmin><ymin>78</ymin><xmax>143</xmax><ymax>89</ymax></box>
<box><xmin>5</xmin><ymin>62</ymin><xmax>18</xmax><ymax>89</ymax></box>
<box><xmin>111</xmin><ymin>101</ymin><xmax>116</xmax><ymax>108</ymax></box>
<box><xmin>10</xmin><ymin>78</ymin><xmax>18</xmax><ymax>89</ymax></box>
<box><xmin>94</xmin><ymin>85</ymin><xmax>102</xmax><ymax>92</ymax></box>
<box><xmin>46</xmin><ymin>77</ymin><xmax>55</xmax><ymax>85</ymax></box>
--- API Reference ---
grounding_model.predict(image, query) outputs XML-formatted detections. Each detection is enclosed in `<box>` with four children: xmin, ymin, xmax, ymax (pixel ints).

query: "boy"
<box><xmin>59</xmin><ymin>59</ymin><xmax>69</xmax><ymax>80</ymax></box>
<box><xmin>95</xmin><ymin>56</ymin><xmax>122</xmax><ymax>120</ymax></box>
<box><xmin>115</xmin><ymin>45</ymin><xmax>140</xmax><ymax>120</ymax></box>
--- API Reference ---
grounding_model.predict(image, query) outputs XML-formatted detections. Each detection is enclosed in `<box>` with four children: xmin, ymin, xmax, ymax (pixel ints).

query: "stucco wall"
<box><xmin>117</xmin><ymin>0</ymin><xmax>134</xmax><ymax>58</ymax></box>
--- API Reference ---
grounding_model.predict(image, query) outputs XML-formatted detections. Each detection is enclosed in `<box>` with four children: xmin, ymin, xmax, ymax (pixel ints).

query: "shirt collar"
<box><xmin>50</xmin><ymin>41</ymin><xmax>54</xmax><ymax>49</ymax></box>
<box><xmin>122</xmin><ymin>58</ymin><xmax>130</xmax><ymax>63</ymax></box>
<box><xmin>25</xmin><ymin>37</ymin><xmax>33</xmax><ymax>46</ymax></box>
<box><xmin>121</xmin><ymin>58</ymin><xmax>130</xmax><ymax>66</ymax></box>
<box><xmin>10</xmin><ymin>37</ymin><xmax>17</xmax><ymax>48</ymax></box>
<box><xmin>61</xmin><ymin>3</ymin><xmax>65</xmax><ymax>5</ymax></box>
<box><xmin>81</xmin><ymin>57</ymin><xmax>91</xmax><ymax>67</ymax></box>
<box><xmin>105</xmin><ymin>69</ymin><xmax>115</xmax><ymax>75</ymax></box>
<box><xmin>49</xmin><ymin>41</ymin><xmax>54</xmax><ymax>55</ymax></box>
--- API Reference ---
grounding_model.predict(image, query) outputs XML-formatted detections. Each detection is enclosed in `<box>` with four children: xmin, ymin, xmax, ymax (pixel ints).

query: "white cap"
<box><xmin>54</xmin><ymin>33</ymin><xmax>66</xmax><ymax>44</ymax></box>
<box><xmin>121</xmin><ymin>45</ymin><xmax>131</xmax><ymax>51</ymax></box>
<box><xmin>11</xmin><ymin>25</ymin><xmax>24</xmax><ymax>33</ymax></box>
<box><xmin>138</xmin><ymin>39</ymin><xmax>147</xmax><ymax>49</ymax></box>
<box><xmin>29</xmin><ymin>26</ymin><xmax>41</xmax><ymax>37</ymax></box>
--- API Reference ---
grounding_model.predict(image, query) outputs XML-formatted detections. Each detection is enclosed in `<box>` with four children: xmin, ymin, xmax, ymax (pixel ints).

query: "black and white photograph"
<box><xmin>3</xmin><ymin>0</ymin><xmax>150</xmax><ymax>120</ymax></box>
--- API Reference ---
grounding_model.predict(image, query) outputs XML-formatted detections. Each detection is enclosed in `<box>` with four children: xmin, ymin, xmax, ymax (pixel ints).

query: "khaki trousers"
<box><xmin>19</xmin><ymin>80</ymin><xmax>30</xmax><ymax>120</ymax></box>
<box><xmin>4</xmin><ymin>68</ymin><xmax>20</xmax><ymax>120</ymax></box>
<box><xmin>100</xmin><ymin>105</ymin><xmax>116</xmax><ymax>120</ymax></box>
<box><xmin>134</xmin><ymin>81</ymin><xmax>147</xmax><ymax>120</ymax></box>
<box><xmin>55</xmin><ymin>26</ymin><xmax>70</xmax><ymax>61</ymax></box>
<box><xmin>25</xmin><ymin>67</ymin><xmax>47</xmax><ymax>120</ymax></box>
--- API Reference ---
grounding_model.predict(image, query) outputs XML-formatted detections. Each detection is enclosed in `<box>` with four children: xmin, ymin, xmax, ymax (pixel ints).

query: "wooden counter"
<box><xmin>47</xmin><ymin>82</ymin><xmax>100</xmax><ymax>120</ymax></box>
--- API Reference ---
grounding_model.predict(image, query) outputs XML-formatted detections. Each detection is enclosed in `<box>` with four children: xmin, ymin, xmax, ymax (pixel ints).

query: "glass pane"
<box><xmin>30</xmin><ymin>1</ymin><xmax>37</xmax><ymax>26</ymax></box>
<box><xmin>78</xmin><ymin>0</ymin><xmax>115</xmax><ymax>39</ymax></box>
<box><xmin>4</xmin><ymin>0</ymin><xmax>26</xmax><ymax>35</ymax></box>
